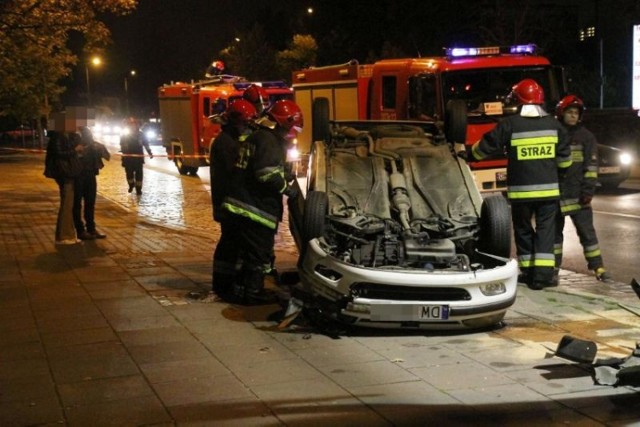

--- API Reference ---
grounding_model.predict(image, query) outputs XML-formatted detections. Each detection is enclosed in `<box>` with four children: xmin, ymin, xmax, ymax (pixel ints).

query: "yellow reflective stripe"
<box><xmin>511</xmin><ymin>135</ymin><xmax>558</xmax><ymax>146</ymax></box>
<box><xmin>584</xmin><ymin>249</ymin><xmax>601</xmax><ymax>258</ymax></box>
<box><xmin>584</xmin><ymin>171</ymin><xmax>598</xmax><ymax>178</ymax></box>
<box><xmin>553</xmin><ymin>247</ymin><xmax>563</xmax><ymax>255</ymax></box>
<box><xmin>257</xmin><ymin>166</ymin><xmax>284</xmax><ymax>182</ymax></box>
<box><xmin>557</xmin><ymin>158</ymin><xmax>572</xmax><ymax>168</ymax></box>
<box><xmin>561</xmin><ymin>203</ymin><xmax>581</xmax><ymax>213</ymax></box>
<box><xmin>518</xmin><ymin>259</ymin><xmax>532</xmax><ymax>268</ymax></box>
<box><xmin>508</xmin><ymin>189</ymin><xmax>560</xmax><ymax>199</ymax></box>
<box><xmin>533</xmin><ymin>259</ymin><xmax>556</xmax><ymax>267</ymax></box>
<box><xmin>471</xmin><ymin>143</ymin><xmax>485</xmax><ymax>160</ymax></box>
<box><xmin>222</xmin><ymin>202</ymin><xmax>277</xmax><ymax>230</ymax></box>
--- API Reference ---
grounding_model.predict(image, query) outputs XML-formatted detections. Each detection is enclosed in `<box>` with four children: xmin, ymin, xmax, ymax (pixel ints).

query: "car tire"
<box><xmin>312</xmin><ymin>97</ymin><xmax>331</xmax><ymax>143</ymax></box>
<box><xmin>444</xmin><ymin>99</ymin><xmax>468</xmax><ymax>144</ymax></box>
<box><xmin>303</xmin><ymin>190</ymin><xmax>328</xmax><ymax>242</ymax></box>
<box><xmin>478</xmin><ymin>195</ymin><xmax>511</xmax><ymax>258</ymax></box>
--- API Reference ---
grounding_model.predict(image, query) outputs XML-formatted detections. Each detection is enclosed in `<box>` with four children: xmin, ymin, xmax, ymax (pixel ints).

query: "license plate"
<box><xmin>369</xmin><ymin>304</ymin><xmax>450</xmax><ymax>321</ymax></box>
<box><xmin>598</xmin><ymin>166</ymin><xmax>620</xmax><ymax>174</ymax></box>
<box><xmin>496</xmin><ymin>171</ymin><xmax>507</xmax><ymax>182</ymax></box>
<box><xmin>418</xmin><ymin>305</ymin><xmax>449</xmax><ymax>320</ymax></box>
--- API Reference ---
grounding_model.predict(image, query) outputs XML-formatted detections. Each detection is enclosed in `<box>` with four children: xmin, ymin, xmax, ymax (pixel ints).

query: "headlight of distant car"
<box><xmin>145</xmin><ymin>129</ymin><xmax>157</xmax><ymax>140</ymax></box>
<box><xmin>620</xmin><ymin>152</ymin><xmax>633</xmax><ymax>166</ymax></box>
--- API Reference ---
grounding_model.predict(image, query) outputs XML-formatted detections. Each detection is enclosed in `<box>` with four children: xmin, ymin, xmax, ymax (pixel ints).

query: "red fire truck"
<box><xmin>292</xmin><ymin>44</ymin><xmax>566</xmax><ymax>192</ymax></box>
<box><xmin>158</xmin><ymin>75</ymin><xmax>293</xmax><ymax>175</ymax></box>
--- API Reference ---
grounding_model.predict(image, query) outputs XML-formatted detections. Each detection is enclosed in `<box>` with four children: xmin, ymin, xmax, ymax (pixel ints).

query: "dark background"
<box><xmin>60</xmin><ymin>0</ymin><xmax>640</xmax><ymax>118</ymax></box>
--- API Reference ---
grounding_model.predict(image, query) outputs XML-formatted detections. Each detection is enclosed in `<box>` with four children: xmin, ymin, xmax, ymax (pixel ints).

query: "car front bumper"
<box><xmin>299</xmin><ymin>239</ymin><xmax>519</xmax><ymax>329</ymax></box>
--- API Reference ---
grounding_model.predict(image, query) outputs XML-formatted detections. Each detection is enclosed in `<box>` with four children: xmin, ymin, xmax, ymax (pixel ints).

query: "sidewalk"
<box><xmin>1</xmin><ymin>150</ymin><xmax>639</xmax><ymax>426</ymax></box>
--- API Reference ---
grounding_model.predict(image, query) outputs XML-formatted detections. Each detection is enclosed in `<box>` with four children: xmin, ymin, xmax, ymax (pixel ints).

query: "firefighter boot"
<box><xmin>127</xmin><ymin>179</ymin><xmax>135</xmax><ymax>193</ymax></box>
<box><xmin>243</xmin><ymin>269</ymin><xmax>276</xmax><ymax>305</ymax></box>
<box><xmin>595</xmin><ymin>267</ymin><xmax>614</xmax><ymax>283</ymax></box>
<box><xmin>135</xmin><ymin>181</ymin><xmax>142</xmax><ymax>195</ymax></box>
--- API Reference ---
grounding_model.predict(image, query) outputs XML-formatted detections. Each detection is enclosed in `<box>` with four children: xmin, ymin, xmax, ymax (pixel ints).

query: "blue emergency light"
<box><xmin>445</xmin><ymin>44</ymin><xmax>538</xmax><ymax>58</ymax></box>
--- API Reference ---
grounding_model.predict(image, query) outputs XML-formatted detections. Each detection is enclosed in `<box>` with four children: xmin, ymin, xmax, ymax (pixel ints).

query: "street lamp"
<box><xmin>85</xmin><ymin>55</ymin><xmax>102</xmax><ymax>106</ymax></box>
<box><xmin>124</xmin><ymin>69</ymin><xmax>136</xmax><ymax>115</ymax></box>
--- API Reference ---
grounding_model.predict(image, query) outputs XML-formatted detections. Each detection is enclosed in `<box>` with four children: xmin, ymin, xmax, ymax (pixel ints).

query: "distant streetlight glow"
<box><xmin>307</xmin><ymin>7</ymin><xmax>313</xmax><ymax>14</ymax></box>
<box><xmin>85</xmin><ymin>55</ymin><xmax>102</xmax><ymax>107</ymax></box>
<box><xmin>124</xmin><ymin>69</ymin><xmax>137</xmax><ymax>115</ymax></box>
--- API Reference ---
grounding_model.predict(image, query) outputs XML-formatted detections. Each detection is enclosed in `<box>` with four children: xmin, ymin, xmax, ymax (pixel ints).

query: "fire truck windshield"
<box><xmin>441</xmin><ymin>66</ymin><xmax>558</xmax><ymax>119</ymax></box>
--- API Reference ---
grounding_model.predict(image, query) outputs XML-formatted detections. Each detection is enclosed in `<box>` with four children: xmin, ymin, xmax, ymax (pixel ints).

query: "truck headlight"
<box><xmin>620</xmin><ymin>152</ymin><xmax>633</xmax><ymax>166</ymax></box>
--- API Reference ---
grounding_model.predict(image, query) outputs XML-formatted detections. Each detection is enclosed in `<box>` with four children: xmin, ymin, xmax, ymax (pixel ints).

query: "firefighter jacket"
<box><xmin>222</xmin><ymin>128</ymin><xmax>289</xmax><ymax>230</ymax></box>
<box><xmin>472</xmin><ymin>113</ymin><xmax>572</xmax><ymax>202</ymax></box>
<box><xmin>210</xmin><ymin>124</ymin><xmax>250</xmax><ymax>222</ymax></box>
<box><xmin>120</xmin><ymin>131</ymin><xmax>152</xmax><ymax>168</ymax></box>
<box><xmin>558</xmin><ymin>124</ymin><xmax>598</xmax><ymax>215</ymax></box>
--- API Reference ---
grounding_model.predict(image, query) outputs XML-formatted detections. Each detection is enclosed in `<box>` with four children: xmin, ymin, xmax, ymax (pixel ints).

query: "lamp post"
<box><xmin>85</xmin><ymin>55</ymin><xmax>102</xmax><ymax>107</ymax></box>
<box><xmin>124</xmin><ymin>69</ymin><xmax>136</xmax><ymax>116</ymax></box>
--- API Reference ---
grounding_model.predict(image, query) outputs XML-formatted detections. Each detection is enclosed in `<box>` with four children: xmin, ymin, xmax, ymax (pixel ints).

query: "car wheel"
<box><xmin>444</xmin><ymin>99</ymin><xmax>468</xmax><ymax>144</ymax></box>
<box><xmin>312</xmin><ymin>97</ymin><xmax>331</xmax><ymax>143</ymax></box>
<box><xmin>174</xmin><ymin>156</ymin><xmax>189</xmax><ymax>175</ymax></box>
<box><xmin>188</xmin><ymin>166</ymin><xmax>199</xmax><ymax>176</ymax></box>
<box><xmin>478</xmin><ymin>195</ymin><xmax>511</xmax><ymax>258</ymax></box>
<box><xmin>303</xmin><ymin>190</ymin><xmax>328</xmax><ymax>242</ymax></box>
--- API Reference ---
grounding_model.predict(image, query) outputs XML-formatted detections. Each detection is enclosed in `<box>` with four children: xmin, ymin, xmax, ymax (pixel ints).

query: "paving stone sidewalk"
<box><xmin>1</xmin><ymin>150</ymin><xmax>639</xmax><ymax>426</ymax></box>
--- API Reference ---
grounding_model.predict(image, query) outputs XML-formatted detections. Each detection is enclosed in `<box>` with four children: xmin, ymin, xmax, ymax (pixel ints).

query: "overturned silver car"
<box><xmin>287</xmin><ymin>100</ymin><xmax>518</xmax><ymax>330</ymax></box>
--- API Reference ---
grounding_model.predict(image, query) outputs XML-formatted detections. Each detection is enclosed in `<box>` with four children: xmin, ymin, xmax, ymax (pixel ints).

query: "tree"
<box><xmin>219</xmin><ymin>24</ymin><xmax>277</xmax><ymax>81</ymax></box>
<box><xmin>0</xmin><ymin>0</ymin><xmax>137</xmax><ymax>141</ymax></box>
<box><xmin>276</xmin><ymin>34</ymin><xmax>317</xmax><ymax>80</ymax></box>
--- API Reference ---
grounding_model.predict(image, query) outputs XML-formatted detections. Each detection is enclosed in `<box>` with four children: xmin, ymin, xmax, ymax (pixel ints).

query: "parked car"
<box><xmin>286</xmin><ymin>98</ymin><xmax>518</xmax><ymax>331</ymax></box>
<box><xmin>597</xmin><ymin>144</ymin><xmax>633</xmax><ymax>189</ymax></box>
<box><xmin>0</xmin><ymin>125</ymin><xmax>37</xmax><ymax>143</ymax></box>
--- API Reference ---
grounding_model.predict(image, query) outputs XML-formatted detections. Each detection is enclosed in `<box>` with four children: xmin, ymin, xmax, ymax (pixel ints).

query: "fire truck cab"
<box><xmin>292</xmin><ymin>44</ymin><xmax>566</xmax><ymax>192</ymax></box>
<box><xmin>158</xmin><ymin>75</ymin><xmax>293</xmax><ymax>175</ymax></box>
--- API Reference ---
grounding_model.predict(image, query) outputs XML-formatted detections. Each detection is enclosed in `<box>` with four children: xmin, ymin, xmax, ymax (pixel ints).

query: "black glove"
<box><xmin>283</xmin><ymin>185</ymin><xmax>299</xmax><ymax>199</ymax></box>
<box><xmin>579</xmin><ymin>194</ymin><xmax>593</xmax><ymax>206</ymax></box>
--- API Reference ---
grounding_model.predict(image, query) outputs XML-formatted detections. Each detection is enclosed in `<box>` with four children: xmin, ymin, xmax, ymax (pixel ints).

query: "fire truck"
<box><xmin>158</xmin><ymin>75</ymin><xmax>293</xmax><ymax>175</ymax></box>
<box><xmin>292</xmin><ymin>44</ymin><xmax>567</xmax><ymax>192</ymax></box>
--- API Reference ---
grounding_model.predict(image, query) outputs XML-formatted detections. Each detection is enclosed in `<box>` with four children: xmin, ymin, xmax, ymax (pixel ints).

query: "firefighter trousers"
<box><xmin>212</xmin><ymin>219</ymin><xmax>241</xmax><ymax>294</ymax></box>
<box><xmin>554</xmin><ymin>206</ymin><xmax>603</xmax><ymax>271</ymax></box>
<box><xmin>230</xmin><ymin>215</ymin><xmax>276</xmax><ymax>294</ymax></box>
<box><xmin>511</xmin><ymin>200</ymin><xmax>557</xmax><ymax>284</ymax></box>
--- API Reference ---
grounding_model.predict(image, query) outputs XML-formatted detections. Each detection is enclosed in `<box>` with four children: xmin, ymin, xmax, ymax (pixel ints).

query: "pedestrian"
<box><xmin>73</xmin><ymin>126</ymin><xmax>110</xmax><ymax>240</ymax></box>
<box><xmin>553</xmin><ymin>95</ymin><xmax>613</xmax><ymax>283</ymax></box>
<box><xmin>470</xmin><ymin>79</ymin><xmax>572</xmax><ymax>290</ymax></box>
<box><xmin>44</xmin><ymin>131</ymin><xmax>84</xmax><ymax>245</ymax></box>
<box><xmin>207</xmin><ymin>99</ymin><xmax>258</xmax><ymax>301</ymax></box>
<box><xmin>221</xmin><ymin>100</ymin><xmax>303</xmax><ymax>304</ymax></box>
<box><xmin>120</xmin><ymin>117</ymin><xmax>153</xmax><ymax>195</ymax></box>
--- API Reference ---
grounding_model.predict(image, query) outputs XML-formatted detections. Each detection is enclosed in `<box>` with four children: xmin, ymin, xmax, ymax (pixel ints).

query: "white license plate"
<box><xmin>418</xmin><ymin>305</ymin><xmax>449</xmax><ymax>320</ymax></box>
<box><xmin>599</xmin><ymin>166</ymin><xmax>621</xmax><ymax>174</ymax></box>
<box><xmin>369</xmin><ymin>304</ymin><xmax>450</xmax><ymax>321</ymax></box>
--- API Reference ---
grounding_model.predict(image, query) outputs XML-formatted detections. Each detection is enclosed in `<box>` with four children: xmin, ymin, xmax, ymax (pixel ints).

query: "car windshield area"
<box><xmin>441</xmin><ymin>67</ymin><xmax>559</xmax><ymax>119</ymax></box>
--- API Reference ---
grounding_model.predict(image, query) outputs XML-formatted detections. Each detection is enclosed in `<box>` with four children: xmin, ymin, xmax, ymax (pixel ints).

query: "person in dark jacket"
<box><xmin>207</xmin><ymin>99</ymin><xmax>257</xmax><ymax>301</ymax></box>
<box><xmin>222</xmin><ymin>100</ymin><xmax>303</xmax><ymax>304</ymax></box>
<box><xmin>471</xmin><ymin>79</ymin><xmax>572</xmax><ymax>290</ymax></box>
<box><xmin>120</xmin><ymin>117</ymin><xmax>152</xmax><ymax>195</ymax></box>
<box><xmin>45</xmin><ymin>131</ymin><xmax>83</xmax><ymax>245</ymax></box>
<box><xmin>553</xmin><ymin>95</ymin><xmax>613</xmax><ymax>283</ymax></box>
<box><xmin>73</xmin><ymin>127</ymin><xmax>110</xmax><ymax>240</ymax></box>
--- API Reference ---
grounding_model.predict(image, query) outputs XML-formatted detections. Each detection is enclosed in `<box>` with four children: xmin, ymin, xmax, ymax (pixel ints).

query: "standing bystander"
<box><xmin>471</xmin><ymin>79</ymin><xmax>572</xmax><ymax>290</ymax></box>
<box><xmin>73</xmin><ymin>127</ymin><xmax>110</xmax><ymax>240</ymax></box>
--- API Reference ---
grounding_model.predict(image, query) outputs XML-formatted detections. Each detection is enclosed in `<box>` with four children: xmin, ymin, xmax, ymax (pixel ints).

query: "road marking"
<box><xmin>593</xmin><ymin>210</ymin><xmax>640</xmax><ymax>220</ymax></box>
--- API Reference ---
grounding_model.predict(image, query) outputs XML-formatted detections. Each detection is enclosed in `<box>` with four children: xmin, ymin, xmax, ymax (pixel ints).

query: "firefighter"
<box><xmin>120</xmin><ymin>117</ymin><xmax>153</xmax><ymax>195</ymax></box>
<box><xmin>553</xmin><ymin>95</ymin><xmax>613</xmax><ymax>283</ymax></box>
<box><xmin>208</xmin><ymin>99</ymin><xmax>258</xmax><ymax>301</ymax></box>
<box><xmin>243</xmin><ymin>84</ymin><xmax>270</xmax><ymax>115</ymax></box>
<box><xmin>471</xmin><ymin>79</ymin><xmax>572</xmax><ymax>290</ymax></box>
<box><xmin>222</xmin><ymin>100</ymin><xmax>303</xmax><ymax>304</ymax></box>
